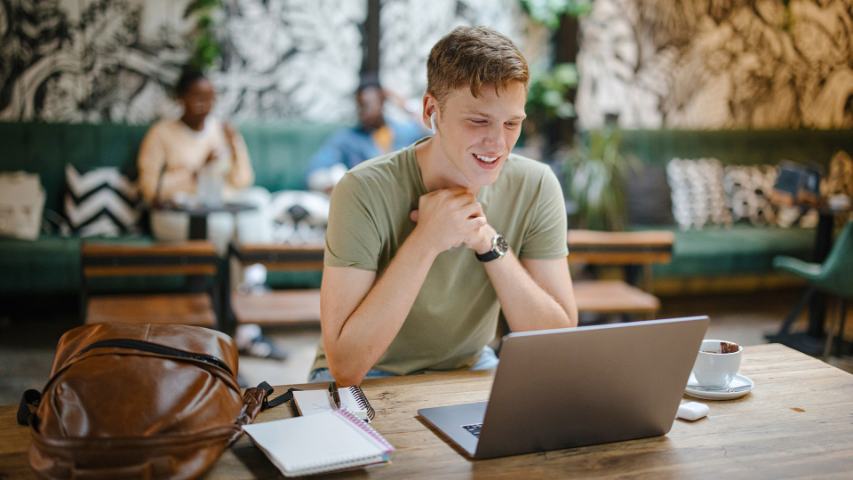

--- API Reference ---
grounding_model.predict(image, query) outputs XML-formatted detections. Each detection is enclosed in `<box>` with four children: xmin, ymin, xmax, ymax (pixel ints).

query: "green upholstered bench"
<box><xmin>614</xmin><ymin>129</ymin><xmax>853</xmax><ymax>293</ymax></box>
<box><xmin>3</xmin><ymin>124</ymin><xmax>851</xmax><ymax>299</ymax></box>
<box><xmin>649</xmin><ymin>226</ymin><xmax>817</xmax><ymax>277</ymax></box>
<box><xmin>0</xmin><ymin>121</ymin><xmax>341</xmax><ymax>297</ymax></box>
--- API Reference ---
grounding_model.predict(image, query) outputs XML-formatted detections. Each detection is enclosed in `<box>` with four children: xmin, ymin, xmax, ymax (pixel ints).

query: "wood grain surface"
<box><xmin>567</xmin><ymin>230</ymin><xmax>674</xmax><ymax>265</ymax></box>
<box><xmin>573</xmin><ymin>280</ymin><xmax>660</xmax><ymax>315</ymax></box>
<box><xmin>82</xmin><ymin>241</ymin><xmax>217</xmax><ymax>257</ymax></box>
<box><xmin>3</xmin><ymin>344</ymin><xmax>852</xmax><ymax>479</ymax></box>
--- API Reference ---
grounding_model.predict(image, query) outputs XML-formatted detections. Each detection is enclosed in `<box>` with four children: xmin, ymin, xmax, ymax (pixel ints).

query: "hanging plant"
<box><xmin>519</xmin><ymin>0</ymin><xmax>593</xmax><ymax>29</ymax></box>
<box><xmin>525</xmin><ymin>62</ymin><xmax>578</xmax><ymax>137</ymax></box>
<box><xmin>184</xmin><ymin>0</ymin><xmax>223</xmax><ymax>70</ymax></box>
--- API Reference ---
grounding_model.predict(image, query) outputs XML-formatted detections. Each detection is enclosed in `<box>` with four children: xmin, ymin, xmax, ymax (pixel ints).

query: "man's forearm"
<box><xmin>326</xmin><ymin>232</ymin><xmax>437</xmax><ymax>385</ymax></box>
<box><xmin>484</xmin><ymin>252</ymin><xmax>576</xmax><ymax>331</ymax></box>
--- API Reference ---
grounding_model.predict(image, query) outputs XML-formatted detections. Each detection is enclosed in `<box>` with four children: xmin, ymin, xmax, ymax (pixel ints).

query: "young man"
<box><xmin>311</xmin><ymin>26</ymin><xmax>578</xmax><ymax>386</ymax></box>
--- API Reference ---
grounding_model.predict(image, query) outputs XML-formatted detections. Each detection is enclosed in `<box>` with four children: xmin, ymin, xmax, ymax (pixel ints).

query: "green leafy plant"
<box><xmin>520</xmin><ymin>0</ymin><xmax>593</xmax><ymax>29</ymax></box>
<box><xmin>565</xmin><ymin>127</ymin><xmax>638</xmax><ymax>231</ymax></box>
<box><xmin>524</xmin><ymin>62</ymin><xmax>578</xmax><ymax>136</ymax></box>
<box><xmin>184</xmin><ymin>0</ymin><xmax>222</xmax><ymax>70</ymax></box>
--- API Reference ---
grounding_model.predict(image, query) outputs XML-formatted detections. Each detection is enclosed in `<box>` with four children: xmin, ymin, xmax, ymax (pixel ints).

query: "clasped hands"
<box><xmin>409</xmin><ymin>187</ymin><xmax>495</xmax><ymax>256</ymax></box>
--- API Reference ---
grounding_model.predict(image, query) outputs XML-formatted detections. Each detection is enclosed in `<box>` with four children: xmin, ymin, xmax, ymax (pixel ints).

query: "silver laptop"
<box><xmin>418</xmin><ymin>316</ymin><xmax>709</xmax><ymax>459</ymax></box>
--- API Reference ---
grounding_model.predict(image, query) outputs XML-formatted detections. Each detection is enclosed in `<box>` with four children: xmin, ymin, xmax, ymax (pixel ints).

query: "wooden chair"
<box><xmin>80</xmin><ymin>241</ymin><xmax>221</xmax><ymax>328</ymax></box>
<box><xmin>567</xmin><ymin>230</ymin><xmax>674</xmax><ymax>321</ymax></box>
<box><xmin>227</xmin><ymin>242</ymin><xmax>324</xmax><ymax>327</ymax></box>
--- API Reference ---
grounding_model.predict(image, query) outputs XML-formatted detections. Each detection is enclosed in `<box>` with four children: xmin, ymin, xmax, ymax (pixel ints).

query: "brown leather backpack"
<box><xmin>17</xmin><ymin>323</ymin><xmax>290</xmax><ymax>479</ymax></box>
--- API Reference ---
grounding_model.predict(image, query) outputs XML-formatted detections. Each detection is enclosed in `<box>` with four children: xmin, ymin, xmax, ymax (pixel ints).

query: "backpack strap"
<box><xmin>235</xmin><ymin>382</ymin><xmax>300</xmax><ymax>426</ymax></box>
<box><xmin>17</xmin><ymin>389</ymin><xmax>41</xmax><ymax>427</ymax></box>
<box><xmin>259</xmin><ymin>381</ymin><xmax>301</xmax><ymax>410</ymax></box>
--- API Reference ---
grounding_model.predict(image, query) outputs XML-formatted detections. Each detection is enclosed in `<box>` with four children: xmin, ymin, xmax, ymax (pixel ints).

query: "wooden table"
<box><xmin>80</xmin><ymin>241</ymin><xmax>221</xmax><ymax>328</ymax></box>
<box><xmin>566</xmin><ymin>229</ymin><xmax>674</xmax><ymax>266</ymax></box>
<box><xmin>3</xmin><ymin>344</ymin><xmax>852</xmax><ymax>478</ymax></box>
<box><xmin>567</xmin><ymin>230</ymin><xmax>674</xmax><ymax>319</ymax></box>
<box><xmin>227</xmin><ymin>242</ymin><xmax>325</xmax><ymax>327</ymax></box>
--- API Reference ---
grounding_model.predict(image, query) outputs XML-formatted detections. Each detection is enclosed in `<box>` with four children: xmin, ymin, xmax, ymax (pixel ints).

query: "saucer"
<box><xmin>685</xmin><ymin>373</ymin><xmax>754</xmax><ymax>400</ymax></box>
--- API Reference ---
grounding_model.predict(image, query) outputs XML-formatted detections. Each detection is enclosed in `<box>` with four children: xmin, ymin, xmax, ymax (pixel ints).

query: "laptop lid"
<box><xmin>471</xmin><ymin>316</ymin><xmax>709</xmax><ymax>458</ymax></box>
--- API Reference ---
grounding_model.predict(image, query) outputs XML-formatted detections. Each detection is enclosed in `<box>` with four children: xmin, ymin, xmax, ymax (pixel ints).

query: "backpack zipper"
<box><xmin>79</xmin><ymin>338</ymin><xmax>234</xmax><ymax>376</ymax></box>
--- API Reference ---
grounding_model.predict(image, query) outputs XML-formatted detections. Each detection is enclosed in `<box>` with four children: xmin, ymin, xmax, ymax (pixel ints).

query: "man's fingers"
<box><xmin>462</xmin><ymin>201</ymin><xmax>485</xmax><ymax>220</ymax></box>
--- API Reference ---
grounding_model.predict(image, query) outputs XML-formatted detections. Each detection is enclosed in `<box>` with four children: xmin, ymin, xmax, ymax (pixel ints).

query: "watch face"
<box><xmin>495</xmin><ymin>234</ymin><xmax>509</xmax><ymax>255</ymax></box>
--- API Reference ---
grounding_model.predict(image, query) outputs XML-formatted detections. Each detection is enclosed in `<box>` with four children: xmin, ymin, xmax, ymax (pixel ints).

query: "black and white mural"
<box><xmin>0</xmin><ymin>0</ymin><xmax>190</xmax><ymax>123</ymax></box>
<box><xmin>378</xmin><ymin>0</ymin><xmax>545</xmax><ymax>103</ymax></box>
<box><xmin>0</xmin><ymin>0</ymin><xmax>365</xmax><ymax>123</ymax></box>
<box><xmin>576</xmin><ymin>0</ymin><xmax>853</xmax><ymax>129</ymax></box>
<box><xmin>215</xmin><ymin>0</ymin><xmax>366</xmax><ymax>122</ymax></box>
<box><xmin>1</xmin><ymin>0</ymin><xmax>536</xmax><ymax>124</ymax></box>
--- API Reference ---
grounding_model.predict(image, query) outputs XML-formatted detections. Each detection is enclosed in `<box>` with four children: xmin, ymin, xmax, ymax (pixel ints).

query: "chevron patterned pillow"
<box><xmin>64</xmin><ymin>165</ymin><xmax>142</xmax><ymax>237</ymax></box>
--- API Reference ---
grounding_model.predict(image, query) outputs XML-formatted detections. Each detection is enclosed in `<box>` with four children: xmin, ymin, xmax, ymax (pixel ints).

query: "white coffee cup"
<box><xmin>692</xmin><ymin>339</ymin><xmax>742</xmax><ymax>389</ymax></box>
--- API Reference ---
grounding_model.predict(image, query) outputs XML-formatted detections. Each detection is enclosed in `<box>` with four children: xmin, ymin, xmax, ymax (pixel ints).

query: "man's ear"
<box><xmin>421</xmin><ymin>94</ymin><xmax>438</xmax><ymax>131</ymax></box>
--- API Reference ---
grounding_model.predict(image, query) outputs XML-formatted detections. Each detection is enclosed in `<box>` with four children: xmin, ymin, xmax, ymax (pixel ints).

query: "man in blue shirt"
<box><xmin>306</xmin><ymin>75</ymin><xmax>426</xmax><ymax>192</ymax></box>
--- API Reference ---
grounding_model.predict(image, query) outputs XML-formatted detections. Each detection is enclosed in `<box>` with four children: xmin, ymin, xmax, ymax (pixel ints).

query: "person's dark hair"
<box><xmin>174</xmin><ymin>66</ymin><xmax>207</xmax><ymax>97</ymax></box>
<box><xmin>356</xmin><ymin>72</ymin><xmax>383</xmax><ymax>95</ymax></box>
<box><xmin>427</xmin><ymin>26</ymin><xmax>528</xmax><ymax>107</ymax></box>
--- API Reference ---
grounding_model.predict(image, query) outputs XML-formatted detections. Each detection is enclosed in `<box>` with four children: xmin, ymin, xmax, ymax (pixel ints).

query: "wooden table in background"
<box><xmin>80</xmin><ymin>241</ymin><xmax>221</xmax><ymax>328</ymax></box>
<box><xmin>2</xmin><ymin>344</ymin><xmax>852</xmax><ymax>478</ymax></box>
<box><xmin>566</xmin><ymin>229</ymin><xmax>674</xmax><ymax>266</ymax></box>
<box><xmin>227</xmin><ymin>230</ymin><xmax>677</xmax><ymax>325</ymax></box>
<box><xmin>227</xmin><ymin>242</ymin><xmax>325</xmax><ymax>327</ymax></box>
<box><xmin>567</xmin><ymin>230</ymin><xmax>674</xmax><ymax>319</ymax></box>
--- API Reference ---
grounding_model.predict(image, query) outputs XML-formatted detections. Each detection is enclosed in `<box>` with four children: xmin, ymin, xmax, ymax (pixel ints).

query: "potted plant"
<box><xmin>564</xmin><ymin>125</ymin><xmax>638</xmax><ymax>231</ymax></box>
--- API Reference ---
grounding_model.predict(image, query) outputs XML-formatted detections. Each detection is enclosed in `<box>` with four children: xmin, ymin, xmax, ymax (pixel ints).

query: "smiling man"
<box><xmin>311</xmin><ymin>26</ymin><xmax>578</xmax><ymax>386</ymax></box>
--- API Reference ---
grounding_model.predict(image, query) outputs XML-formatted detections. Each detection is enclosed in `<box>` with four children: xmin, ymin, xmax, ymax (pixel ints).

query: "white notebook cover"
<box><xmin>243</xmin><ymin>409</ymin><xmax>394</xmax><ymax>477</ymax></box>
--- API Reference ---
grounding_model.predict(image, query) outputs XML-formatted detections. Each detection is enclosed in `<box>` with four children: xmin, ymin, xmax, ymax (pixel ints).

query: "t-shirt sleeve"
<box><xmin>324</xmin><ymin>172</ymin><xmax>381</xmax><ymax>270</ymax></box>
<box><xmin>518</xmin><ymin>167</ymin><xmax>569</xmax><ymax>259</ymax></box>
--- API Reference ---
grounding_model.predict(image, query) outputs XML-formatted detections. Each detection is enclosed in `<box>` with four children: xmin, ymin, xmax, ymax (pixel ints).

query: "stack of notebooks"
<box><xmin>243</xmin><ymin>385</ymin><xmax>392</xmax><ymax>477</ymax></box>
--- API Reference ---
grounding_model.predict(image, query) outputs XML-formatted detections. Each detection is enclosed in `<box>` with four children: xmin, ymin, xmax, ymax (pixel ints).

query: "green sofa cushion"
<box><xmin>0</xmin><ymin>235</ymin><xmax>195</xmax><ymax>295</ymax></box>
<box><xmin>0</xmin><ymin>235</ymin><xmax>81</xmax><ymax>294</ymax></box>
<box><xmin>238</xmin><ymin>122</ymin><xmax>343</xmax><ymax>192</ymax></box>
<box><xmin>265</xmin><ymin>271</ymin><xmax>322</xmax><ymax>289</ymax></box>
<box><xmin>651</xmin><ymin>226</ymin><xmax>816</xmax><ymax>278</ymax></box>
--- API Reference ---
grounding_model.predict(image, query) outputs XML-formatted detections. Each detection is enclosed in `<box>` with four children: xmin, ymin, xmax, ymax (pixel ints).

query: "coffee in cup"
<box><xmin>692</xmin><ymin>339</ymin><xmax>742</xmax><ymax>389</ymax></box>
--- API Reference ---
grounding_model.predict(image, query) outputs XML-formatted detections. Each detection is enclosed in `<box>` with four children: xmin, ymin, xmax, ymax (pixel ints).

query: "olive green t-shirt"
<box><xmin>313</xmin><ymin>143</ymin><xmax>568</xmax><ymax>375</ymax></box>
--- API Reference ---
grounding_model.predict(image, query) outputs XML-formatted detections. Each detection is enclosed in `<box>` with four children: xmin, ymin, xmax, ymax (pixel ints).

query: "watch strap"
<box><xmin>475</xmin><ymin>249</ymin><xmax>502</xmax><ymax>262</ymax></box>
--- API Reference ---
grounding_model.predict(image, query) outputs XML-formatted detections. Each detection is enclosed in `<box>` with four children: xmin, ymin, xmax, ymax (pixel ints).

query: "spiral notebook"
<box><xmin>293</xmin><ymin>384</ymin><xmax>376</xmax><ymax>422</ymax></box>
<box><xmin>243</xmin><ymin>409</ymin><xmax>394</xmax><ymax>477</ymax></box>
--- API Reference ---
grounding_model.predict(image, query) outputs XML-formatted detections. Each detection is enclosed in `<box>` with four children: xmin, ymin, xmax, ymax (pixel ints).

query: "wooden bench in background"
<box><xmin>81</xmin><ymin>241</ymin><xmax>221</xmax><ymax>328</ymax></box>
<box><xmin>567</xmin><ymin>230</ymin><xmax>675</xmax><ymax>320</ymax></box>
<box><xmin>228</xmin><ymin>230</ymin><xmax>674</xmax><ymax>327</ymax></box>
<box><xmin>228</xmin><ymin>243</ymin><xmax>324</xmax><ymax>327</ymax></box>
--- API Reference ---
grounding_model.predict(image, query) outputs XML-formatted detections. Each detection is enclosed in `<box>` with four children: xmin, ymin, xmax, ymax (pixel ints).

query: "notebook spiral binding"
<box><xmin>349</xmin><ymin>386</ymin><xmax>376</xmax><ymax>421</ymax></box>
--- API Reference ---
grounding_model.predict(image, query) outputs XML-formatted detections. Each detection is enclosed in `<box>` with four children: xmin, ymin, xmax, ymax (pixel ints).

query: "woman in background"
<box><xmin>137</xmin><ymin>66</ymin><xmax>283</xmax><ymax>360</ymax></box>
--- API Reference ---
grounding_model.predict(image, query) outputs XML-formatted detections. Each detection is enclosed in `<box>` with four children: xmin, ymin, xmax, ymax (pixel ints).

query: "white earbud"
<box><xmin>430</xmin><ymin>112</ymin><xmax>437</xmax><ymax>134</ymax></box>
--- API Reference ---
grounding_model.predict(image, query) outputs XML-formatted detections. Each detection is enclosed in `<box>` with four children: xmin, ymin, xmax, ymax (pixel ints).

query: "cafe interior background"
<box><xmin>1</xmin><ymin>0</ymin><xmax>852</xmax><ymax>403</ymax></box>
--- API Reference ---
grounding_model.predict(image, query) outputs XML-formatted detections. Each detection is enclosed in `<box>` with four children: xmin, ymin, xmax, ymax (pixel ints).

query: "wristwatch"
<box><xmin>475</xmin><ymin>233</ymin><xmax>509</xmax><ymax>262</ymax></box>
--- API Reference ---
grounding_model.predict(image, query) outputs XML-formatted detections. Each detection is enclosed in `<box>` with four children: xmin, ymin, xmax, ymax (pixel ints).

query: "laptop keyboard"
<box><xmin>462</xmin><ymin>423</ymin><xmax>483</xmax><ymax>437</ymax></box>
